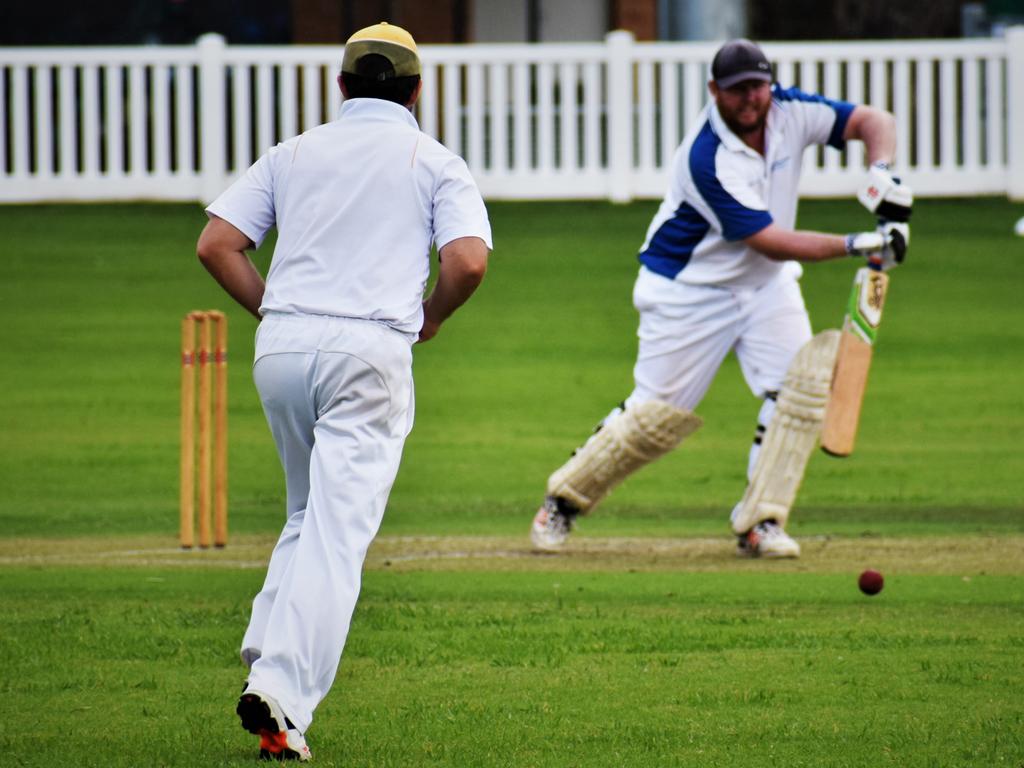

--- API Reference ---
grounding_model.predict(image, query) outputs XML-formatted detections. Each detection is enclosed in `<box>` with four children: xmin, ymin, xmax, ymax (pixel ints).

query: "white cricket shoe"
<box><xmin>736</xmin><ymin>520</ymin><xmax>801</xmax><ymax>559</ymax></box>
<box><xmin>237</xmin><ymin>688</ymin><xmax>312</xmax><ymax>762</ymax></box>
<box><xmin>530</xmin><ymin>497</ymin><xmax>578</xmax><ymax>551</ymax></box>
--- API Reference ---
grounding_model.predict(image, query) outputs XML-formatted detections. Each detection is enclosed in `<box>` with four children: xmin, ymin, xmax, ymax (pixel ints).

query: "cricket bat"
<box><xmin>820</xmin><ymin>266</ymin><xmax>890</xmax><ymax>457</ymax></box>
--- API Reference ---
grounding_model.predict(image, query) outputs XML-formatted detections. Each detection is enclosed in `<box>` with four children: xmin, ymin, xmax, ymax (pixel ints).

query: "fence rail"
<box><xmin>2</xmin><ymin>29</ymin><xmax>1023</xmax><ymax>203</ymax></box>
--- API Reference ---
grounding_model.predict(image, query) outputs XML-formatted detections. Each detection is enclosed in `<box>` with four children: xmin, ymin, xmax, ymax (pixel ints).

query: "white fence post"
<box><xmin>0</xmin><ymin>36</ymin><xmax>1017</xmax><ymax>203</ymax></box>
<box><xmin>1006</xmin><ymin>26</ymin><xmax>1024</xmax><ymax>201</ymax></box>
<box><xmin>606</xmin><ymin>30</ymin><xmax>634</xmax><ymax>203</ymax></box>
<box><xmin>198</xmin><ymin>33</ymin><xmax>228</xmax><ymax>204</ymax></box>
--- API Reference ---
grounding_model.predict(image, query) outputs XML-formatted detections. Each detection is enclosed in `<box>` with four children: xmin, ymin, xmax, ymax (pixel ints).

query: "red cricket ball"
<box><xmin>858</xmin><ymin>569</ymin><xmax>884</xmax><ymax>595</ymax></box>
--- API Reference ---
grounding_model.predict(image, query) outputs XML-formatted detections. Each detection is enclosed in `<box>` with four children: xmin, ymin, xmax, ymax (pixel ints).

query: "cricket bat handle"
<box><xmin>820</xmin><ymin>267</ymin><xmax>889</xmax><ymax>457</ymax></box>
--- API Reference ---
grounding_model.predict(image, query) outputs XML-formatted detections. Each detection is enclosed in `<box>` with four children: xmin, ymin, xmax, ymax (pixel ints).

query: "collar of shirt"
<box><xmin>339</xmin><ymin>98</ymin><xmax>420</xmax><ymax>130</ymax></box>
<box><xmin>708</xmin><ymin>101</ymin><xmax>783</xmax><ymax>161</ymax></box>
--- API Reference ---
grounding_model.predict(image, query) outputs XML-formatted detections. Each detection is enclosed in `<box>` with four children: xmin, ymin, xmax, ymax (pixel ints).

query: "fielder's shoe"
<box><xmin>237</xmin><ymin>689</ymin><xmax>312</xmax><ymax>762</ymax></box>
<box><xmin>530</xmin><ymin>496</ymin><xmax>579</xmax><ymax>551</ymax></box>
<box><xmin>736</xmin><ymin>520</ymin><xmax>801</xmax><ymax>559</ymax></box>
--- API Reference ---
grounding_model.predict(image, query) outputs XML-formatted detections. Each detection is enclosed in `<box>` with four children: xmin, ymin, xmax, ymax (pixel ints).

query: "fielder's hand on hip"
<box><xmin>857</xmin><ymin>163</ymin><xmax>914</xmax><ymax>223</ymax></box>
<box><xmin>418</xmin><ymin>236</ymin><xmax>489</xmax><ymax>343</ymax></box>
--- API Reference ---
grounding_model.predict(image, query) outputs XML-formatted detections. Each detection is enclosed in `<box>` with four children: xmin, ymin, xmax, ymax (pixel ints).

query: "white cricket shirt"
<box><xmin>638</xmin><ymin>85</ymin><xmax>854</xmax><ymax>289</ymax></box>
<box><xmin>207</xmin><ymin>98</ymin><xmax>492</xmax><ymax>337</ymax></box>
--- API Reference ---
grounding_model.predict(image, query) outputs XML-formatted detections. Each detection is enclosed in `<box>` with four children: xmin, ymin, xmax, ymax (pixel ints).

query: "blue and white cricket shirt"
<box><xmin>638</xmin><ymin>85</ymin><xmax>854</xmax><ymax>288</ymax></box>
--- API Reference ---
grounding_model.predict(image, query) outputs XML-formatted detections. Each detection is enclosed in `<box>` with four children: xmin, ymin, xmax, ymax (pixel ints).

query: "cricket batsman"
<box><xmin>530</xmin><ymin>39</ymin><xmax>912</xmax><ymax>557</ymax></box>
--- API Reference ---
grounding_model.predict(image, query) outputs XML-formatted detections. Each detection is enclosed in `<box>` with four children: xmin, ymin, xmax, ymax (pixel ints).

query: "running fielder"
<box><xmin>197</xmin><ymin>23</ymin><xmax>491</xmax><ymax>760</ymax></box>
<box><xmin>531</xmin><ymin>39</ymin><xmax>911</xmax><ymax>558</ymax></box>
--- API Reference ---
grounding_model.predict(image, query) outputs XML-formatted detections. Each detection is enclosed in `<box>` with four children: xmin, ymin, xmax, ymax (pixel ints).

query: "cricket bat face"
<box><xmin>820</xmin><ymin>267</ymin><xmax>889</xmax><ymax>457</ymax></box>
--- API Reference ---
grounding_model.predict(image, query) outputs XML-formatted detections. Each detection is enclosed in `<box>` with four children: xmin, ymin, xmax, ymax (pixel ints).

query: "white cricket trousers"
<box><xmin>242</xmin><ymin>313</ymin><xmax>414</xmax><ymax>733</ymax></box>
<box><xmin>625</xmin><ymin>266</ymin><xmax>812</xmax><ymax>476</ymax></box>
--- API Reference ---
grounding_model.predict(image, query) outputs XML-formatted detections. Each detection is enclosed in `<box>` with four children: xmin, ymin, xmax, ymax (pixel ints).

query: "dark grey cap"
<box><xmin>711</xmin><ymin>39</ymin><xmax>772</xmax><ymax>89</ymax></box>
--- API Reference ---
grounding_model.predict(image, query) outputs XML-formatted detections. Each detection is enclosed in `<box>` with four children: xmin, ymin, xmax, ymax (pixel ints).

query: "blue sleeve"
<box><xmin>772</xmin><ymin>85</ymin><xmax>856</xmax><ymax>150</ymax></box>
<box><xmin>688</xmin><ymin>125</ymin><xmax>773</xmax><ymax>241</ymax></box>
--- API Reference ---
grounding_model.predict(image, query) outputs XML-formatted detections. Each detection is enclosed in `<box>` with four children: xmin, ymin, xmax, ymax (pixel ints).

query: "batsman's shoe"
<box><xmin>736</xmin><ymin>520</ymin><xmax>801</xmax><ymax>559</ymax></box>
<box><xmin>237</xmin><ymin>689</ymin><xmax>312</xmax><ymax>762</ymax></box>
<box><xmin>530</xmin><ymin>497</ymin><xmax>579</xmax><ymax>551</ymax></box>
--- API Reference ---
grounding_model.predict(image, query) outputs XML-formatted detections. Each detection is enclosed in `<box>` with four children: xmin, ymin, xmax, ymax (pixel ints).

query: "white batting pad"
<box><xmin>546</xmin><ymin>400</ymin><xmax>702</xmax><ymax>514</ymax></box>
<box><xmin>731</xmin><ymin>329</ymin><xmax>841</xmax><ymax>534</ymax></box>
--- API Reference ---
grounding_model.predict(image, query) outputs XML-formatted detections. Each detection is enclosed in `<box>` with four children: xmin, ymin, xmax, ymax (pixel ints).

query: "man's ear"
<box><xmin>406</xmin><ymin>79</ymin><xmax>423</xmax><ymax>109</ymax></box>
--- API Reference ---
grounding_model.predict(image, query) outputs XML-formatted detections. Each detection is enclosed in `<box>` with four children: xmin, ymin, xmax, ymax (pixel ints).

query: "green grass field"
<box><xmin>1</xmin><ymin>199</ymin><xmax>1022</xmax><ymax>766</ymax></box>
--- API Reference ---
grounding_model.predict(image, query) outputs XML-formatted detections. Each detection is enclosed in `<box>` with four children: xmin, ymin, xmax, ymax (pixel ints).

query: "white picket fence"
<box><xmin>2</xmin><ymin>29</ymin><xmax>1023</xmax><ymax>203</ymax></box>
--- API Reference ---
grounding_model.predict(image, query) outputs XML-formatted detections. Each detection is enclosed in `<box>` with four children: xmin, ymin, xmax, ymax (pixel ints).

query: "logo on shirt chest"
<box><xmin>770</xmin><ymin>156</ymin><xmax>791</xmax><ymax>173</ymax></box>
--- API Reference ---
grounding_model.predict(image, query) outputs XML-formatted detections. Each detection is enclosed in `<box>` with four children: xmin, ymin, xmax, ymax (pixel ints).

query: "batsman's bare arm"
<box><xmin>745</xmin><ymin>225</ymin><xmax>850</xmax><ymax>263</ymax></box>
<box><xmin>196</xmin><ymin>215</ymin><xmax>266</xmax><ymax>319</ymax></box>
<box><xmin>745</xmin><ymin>103</ymin><xmax>899</xmax><ymax>264</ymax></box>
<box><xmin>419</xmin><ymin>236</ymin><xmax>489</xmax><ymax>343</ymax></box>
<box><xmin>841</xmin><ymin>104</ymin><xmax>897</xmax><ymax>166</ymax></box>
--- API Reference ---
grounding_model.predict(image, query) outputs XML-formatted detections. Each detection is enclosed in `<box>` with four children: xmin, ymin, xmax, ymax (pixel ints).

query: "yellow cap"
<box><xmin>342</xmin><ymin>22</ymin><xmax>420</xmax><ymax>78</ymax></box>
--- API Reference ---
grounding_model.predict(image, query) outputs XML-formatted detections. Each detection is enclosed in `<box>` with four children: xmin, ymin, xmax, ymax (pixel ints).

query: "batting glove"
<box><xmin>857</xmin><ymin>163</ymin><xmax>914</xmax><ymax>222</ymax></box>
<box><xmin>872</xmin><ymin>221</ymin><xmax>909</xmax><ymax>270</ymax></box>
<box><xmin>844</xmin><ymin>231</ymin><xmax>885</xmax><ymax>257</ymax></box>
<box><xmin>845</xmin><ymin>224</ymin><xmax>908</xmax><ymax>270</ymax></box>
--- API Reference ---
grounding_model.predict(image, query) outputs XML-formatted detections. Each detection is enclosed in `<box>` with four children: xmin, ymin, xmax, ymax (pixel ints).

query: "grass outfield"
<box><xmin>0</xmin><ymin>199</ymin><xmax>1022</xmax><ymax>766</ymax></box>
<box><xmin>0</xmin><ymin>198</ymin><xmax>1021</xmax><ymax>539</ymax></box>
<box><xmin>1</xmin><ymin>541</ymin><xmax>1022</xmax><ymax>767</ymax></box>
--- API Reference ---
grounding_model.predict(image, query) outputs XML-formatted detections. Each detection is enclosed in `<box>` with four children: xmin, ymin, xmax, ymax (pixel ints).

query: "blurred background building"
<box><xmin>2</xmin><ymin>0</ymin><xmax>1023</xmax><ymax>46</ymax></box>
